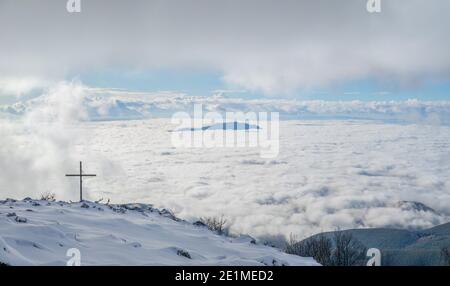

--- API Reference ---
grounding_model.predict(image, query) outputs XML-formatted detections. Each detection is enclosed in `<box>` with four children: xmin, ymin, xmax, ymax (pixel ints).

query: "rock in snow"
<box><xmin>0</xmin><ymin>199</ymin><xmax>318</xmax><ymax>266</ymax></box>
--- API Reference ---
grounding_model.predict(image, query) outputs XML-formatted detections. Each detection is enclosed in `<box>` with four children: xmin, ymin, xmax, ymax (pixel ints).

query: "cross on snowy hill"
<box><xmin>66</xmin><ymin>161</ymin><xmax>96</xmax><ymax>202</ymax></box>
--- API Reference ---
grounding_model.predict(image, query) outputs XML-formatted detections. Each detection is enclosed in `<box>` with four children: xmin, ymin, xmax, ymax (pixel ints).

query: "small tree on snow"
<box><xmin>200</xmin><ymin>215</ymin><xmax>228</xmax><ymax>235</ymax></box>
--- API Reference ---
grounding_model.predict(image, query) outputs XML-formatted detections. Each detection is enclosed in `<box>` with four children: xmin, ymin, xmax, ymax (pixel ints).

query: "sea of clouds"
<box><xmin>4</xmin><ymin>85</ymin><xmax>450</xmax><ymax>124</ymax></box>
<box><xmin>1</xmin><ymin>82</ymin><xmax>450</xmax><ymax>242</ymax></box>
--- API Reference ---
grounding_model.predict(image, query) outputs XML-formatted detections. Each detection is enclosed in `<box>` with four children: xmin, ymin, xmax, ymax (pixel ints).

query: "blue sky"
<box><xmin>76</xmin><ymin>69</ymin><xmax>450</xmax><ymax>101</ymax></box>
<box><xmin>2</xmin><ymin>1</ymin><xmax>450</xmax><ymax>103</ymax></box>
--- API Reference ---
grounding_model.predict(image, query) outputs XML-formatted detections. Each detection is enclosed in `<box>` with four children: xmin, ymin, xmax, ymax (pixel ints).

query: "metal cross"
<box><xmin>66</xmin><ymin>161</ymin><xmax>96</xmax><ymax>202</ymax></box>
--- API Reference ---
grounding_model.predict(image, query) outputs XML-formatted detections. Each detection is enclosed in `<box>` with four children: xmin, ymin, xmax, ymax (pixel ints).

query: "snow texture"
<box><xmin>0</xmin><ymin>198</ymin><xmax>318</xmax><ymax>266</ymax></box>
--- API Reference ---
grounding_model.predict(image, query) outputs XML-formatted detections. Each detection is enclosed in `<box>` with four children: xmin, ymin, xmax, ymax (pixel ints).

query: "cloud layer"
<box><xmin>1</xmin><ymin>83</ymin><xmax>449</xmax><ymax>241</ymax></box>
<box><xmin>83</xmin><ymin>118</ymin><xmax>450</xmax><ymax>240</ymax></box>
<box><xmin>4</xmin><ymin>87</ymin><xmax>450</xmax><ymax>124</ymax></box>
<box><xmin>5</xmin><ymin>116</ymin><xmax>446</xmax><ymax>240</ymax></box>
<box><xmin>0</xmin><ymin>82</ymin><xmax>120</xmax><ymax>199</ymax></box>
<box><xmin>1</xmin><ymin>0</ymin><xmax>450</xmax><ymax>94</ymax></box>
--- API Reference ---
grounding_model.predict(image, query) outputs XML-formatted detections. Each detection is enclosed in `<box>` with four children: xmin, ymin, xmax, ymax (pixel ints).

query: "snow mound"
<box><xmin>0</xmin><ymin>198</ymin><xmax>318</xmax><ymax>266</ymax></box>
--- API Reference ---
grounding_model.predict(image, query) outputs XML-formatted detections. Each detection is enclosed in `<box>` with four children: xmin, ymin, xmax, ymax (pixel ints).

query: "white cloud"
<box><xmin>0</xmin><ymin>82</ymin><xmax>117</xmax><ymax>200</ymax></box>
<box><xmin>1</xmin><ymin>0</ymin><xmax>449</xmax><ymax>94</ymax></box>
<box><xmin>0</xmin><ymin>77</ymin><xmax>48</xmax><ymax>97</ymax></box>
<box><xmin>4</xmin><ymin>88</ymin><xmax>450</xmax><ymax>124</ymax></box>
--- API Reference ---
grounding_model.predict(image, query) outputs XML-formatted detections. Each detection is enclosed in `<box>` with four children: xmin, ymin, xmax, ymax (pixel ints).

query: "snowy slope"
<box><xmin>0</xmin><ymin>198</ymin><xmax>318</xmax><ymax>266</ymax></box>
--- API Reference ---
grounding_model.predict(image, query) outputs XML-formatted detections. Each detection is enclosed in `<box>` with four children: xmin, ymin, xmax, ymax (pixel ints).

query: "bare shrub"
<box><xmin>286</xmin><ymin>231</ymin><xmax>366</xmax><ymax>266</ymax></box>
<box><xmin>176</xmin><ymin>249</ymin><xmax>192</xmax><ymax>259</ymax></box>
<box><xmin>200</xmin><ymin>215</ymin><xmax>228</xmax><ymax>235</ymax></box>
<box><xmin>441</xmin><ymin>247</ymin><xmax>450</xmax><ymax>266</ymax></box>
<box><xmin>285</xmin><ymin>233</ymin><xmax>332</xmax><ymax>266</ymax></box>
<box><xmin>40</xmin><ymin>192</ymin><xmax>55</xmax><ymax>201</ymax></box>
<box><xmin>330</xmin><ymin>231</ymin><xmax>367</xmax><ymax>266</ymax></box>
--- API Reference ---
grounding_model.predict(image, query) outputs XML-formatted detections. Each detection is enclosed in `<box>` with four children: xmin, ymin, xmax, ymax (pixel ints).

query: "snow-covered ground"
<box><xmin>0</xmin><ymin>198</ymin><xmax>318</xmax><ymax>266</ymax></box>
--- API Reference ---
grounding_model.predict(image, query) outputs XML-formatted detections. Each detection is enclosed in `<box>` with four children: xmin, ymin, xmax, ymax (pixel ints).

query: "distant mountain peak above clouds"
<box><xmin>176</xmin><ymin>122</ymin><xmax>261</xmax><ymax>132</ymax></box>
<box><xmin>395</xmin><ymin>201</ymin><xmax>438</xmax><ymax>214</ymax></box>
